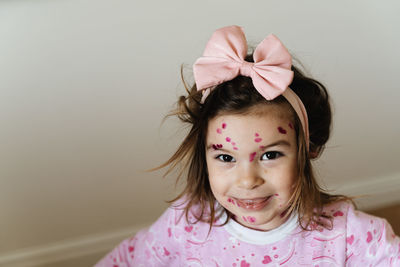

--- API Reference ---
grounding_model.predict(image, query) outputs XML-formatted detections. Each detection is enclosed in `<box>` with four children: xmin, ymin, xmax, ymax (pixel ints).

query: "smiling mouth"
<box><xmin>234</xmin><ymin>196</ymin><xmax>272</xmax><ymax>210</ymax></box>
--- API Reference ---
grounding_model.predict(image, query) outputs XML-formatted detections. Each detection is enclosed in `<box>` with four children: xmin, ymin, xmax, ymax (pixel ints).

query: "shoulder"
<box><xmin>95</xmin><ymin>197</ymin><xmax>213</xmax><ymax>267</ymax></box>
<box><xmin>323</xmin><ymin>200</ymin><xmax>400</xmax><ymax>266</ymax></box>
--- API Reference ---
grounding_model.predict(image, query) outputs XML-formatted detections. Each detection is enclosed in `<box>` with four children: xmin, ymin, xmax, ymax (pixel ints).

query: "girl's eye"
<box><xmin>261</xmin><ymin>151</ymin><xmax>282</xmax><ymax>160</ymax></box>
<box><xmin>216</xmin><ymin>154</ymin><xmax>236</xmax><ymax>162</ymax></box>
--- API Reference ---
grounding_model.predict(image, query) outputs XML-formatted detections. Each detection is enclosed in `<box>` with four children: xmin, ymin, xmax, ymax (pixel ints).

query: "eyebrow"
<box><xmin>259</xmin><ymin>140</ymin><xmax>291</xmax><ymax>149</ymax></box>
<box><xmin>206</xmin><ymin>145</ymin><xmax>231</xmax><ymax>152</ymax></box>
<box><xmin>206</xmin><ymin>140</ymin><xmax>291</xmax><ymax>151</ymax></box>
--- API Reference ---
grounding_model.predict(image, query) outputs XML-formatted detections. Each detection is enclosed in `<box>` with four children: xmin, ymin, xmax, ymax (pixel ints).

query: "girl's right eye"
<box><xmin>216</xmin><ymin>154</ymin><xmax>236</xmax><ymax>162</ymax></box>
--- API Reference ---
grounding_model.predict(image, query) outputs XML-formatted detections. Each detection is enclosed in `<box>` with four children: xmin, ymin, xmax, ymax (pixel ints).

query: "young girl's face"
<box><xmin>205</xmin><ymin>105</ymin><xmax>298</xmax><ymax>231</ymax></box>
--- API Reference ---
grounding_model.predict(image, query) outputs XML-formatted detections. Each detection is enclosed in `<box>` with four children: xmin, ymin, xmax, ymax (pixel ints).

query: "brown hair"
<box><xmin>156</xmin><ymin>55</ymin><xmax>353</xmax><ymax>233</ymax></box>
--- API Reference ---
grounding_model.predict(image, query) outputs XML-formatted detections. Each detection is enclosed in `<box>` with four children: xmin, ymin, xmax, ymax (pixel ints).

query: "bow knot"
<box><xmin>193</xmin><ymin>25</ymin><xmax>294</xmax><ymax>100</ymax></box>
<box><xmin>239</xmin><ymin>61</ymin><xmax>254</xmax><ymax>77</ymax></box>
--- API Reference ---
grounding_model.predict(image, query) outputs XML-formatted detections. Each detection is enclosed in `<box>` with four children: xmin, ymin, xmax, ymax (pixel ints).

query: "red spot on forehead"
<box><xmin>222</xmin><ymin>123</ymin><xmax>226</xmax><ymax>129</ymax></box>
<box><xmin>278</xmin><ymin>127</ymin><xmax>287</xmax><ymax>134</ymax></box>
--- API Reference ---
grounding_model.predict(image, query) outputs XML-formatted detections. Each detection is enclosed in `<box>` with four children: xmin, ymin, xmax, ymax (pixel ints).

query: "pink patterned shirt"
<box><xmin>96</xmin><ymin>200</ymin><xmax>400</xmax><ymax>266</ymax></box>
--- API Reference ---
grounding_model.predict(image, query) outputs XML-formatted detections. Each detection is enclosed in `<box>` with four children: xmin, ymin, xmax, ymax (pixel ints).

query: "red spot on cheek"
<box><xmin>254</xmin><ymin>138</ymin><xmax>262</xmax><ymax>142</ymax></box>
<box><xmin>274</xmin><ymin>194</ymin><xmax>279</xmax><ymax>196</ymax></box>
<box><xmin>226</xmin><ymin>137</ymin><xmax>231</xmax><ymax>142</ymax></box>
<box><xmin>255</xmin><ymin>133</ymin><xmax>259</xmax><ymax>137</ymax></box>
<box><xmin>217</xmin><ymin>128</ymin><xmax>222</xmax><ymax>134</ymax></box>
<box><xmin>222</xmin><ymin>123</ymin><xmax>226</xmax><ymax>129</ymax></box>
<box><xmin>233</xmin><ymin>147</ymin><xmax>238</xmax><ymax>150</ymax></box>
<box><xmin>288</xmin><ymin>123</ymin><xmax>293</xmax><ymax>129</ymax></box>
<box><xmin>278</xmin><ymin>127</ymin><xmax>287</xmax><ymax>134</ymax></box>
<box><xmin>249</xmin><ymin>152</ymin><xmax>257</xmax><ymax>162</ymax></box>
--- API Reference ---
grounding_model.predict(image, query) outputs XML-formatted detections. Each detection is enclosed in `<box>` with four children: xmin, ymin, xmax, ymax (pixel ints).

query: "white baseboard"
<box><xmin>1</xmin><ymin>173</ymin><xmax>399</xmax><ymax>267</ymax></box>
<box><xmin>327</xmin><ymin>172</ymin><xmax>400</xmax><ymax>210</ymax></box>
<box><xmin>0</xmin><ymin>223</ymin><xmax>149</xmax><ymax>267</ymax></box>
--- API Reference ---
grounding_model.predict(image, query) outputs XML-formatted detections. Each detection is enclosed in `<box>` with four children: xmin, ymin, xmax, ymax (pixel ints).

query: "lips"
<box><xmin>234</xmin><ymin>196</ymin><xmax>272</xmax><ymax>210</ymax></box>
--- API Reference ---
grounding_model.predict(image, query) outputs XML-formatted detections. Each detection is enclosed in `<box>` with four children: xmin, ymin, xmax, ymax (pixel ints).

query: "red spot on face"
<box><xmin>278</xmin><ymin>127</ymin><xmax>287</xmax><ymax>134</ymax></box>
<box><xmin>217</xmin><ymin>128</ymin><xmax>222</xmax><ymax>134</ymax></box>
<box><xmin>212</xmin><ymin>144</ymin><xmax>223</xmax><ymax>150</ymax></box>
<box><xmin>249</xmin><ymin>152</ymin><xmax>257</xmax><ymax>162</ymax></box>
<box><xmin>247</xmin><ymin>216</ymin><xmax>256</xmax><ymax>223</ymax></box>
<box><xmin>255</xmin><ymin>133</ymin><xmax>259</xmax><ymax>137</ymax></box>
<box><xmin>254</xmin><ymin>138</ymin><xmax>262</xmax><ymax>142</ymax></box>
<box><xmin>333</xmin><ymin>211</ymin><xmax>344</xmax><ymax>217</ymax></box>
<box><xmin>128</xmin><ymin>246</ymin><xmax>134</xmax><ymax>252</ymax></box>
<box><xmin>288</xmin><ymin>123</ymin><xmax>293</xmax><ymax>129</ymax></box>
<box><xmin>274</xmin><ymin>193</ymin><xmax>279</xmax><ymax>196</ymax></box>
<box><xmin>242</xmin><ymin>216</ymin><xmax>247</xmax><ymax>222</ymax></box>
<box><xmin>226</xmin><ymin>137</ymin><xmax>231</xmax><ymax>142</ymax></box>
<box><xmin>222</xmin><ymin>123</ymin><xmax>226</xmax><ymax>129</ymax></box>
<box><xmin>184</xmin><ymin>226</ymin><xmax>193</xmax><ymax>232</ymax></box>
<box><xmin>259</xmin><ymin>145</ymin><xmax>265</xmax><ymax>149</ymax></box>
<box><xmin>233</xmin><ymin>147</ymin><xmax>238</xmax><ymax>150</ymax></box>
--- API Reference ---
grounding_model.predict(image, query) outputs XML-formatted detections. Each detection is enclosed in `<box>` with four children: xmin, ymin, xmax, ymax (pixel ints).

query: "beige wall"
<box><xmin>1</xmin><ymin>0</ymin><xmax>399</xmax><ymax>265</ymax></box>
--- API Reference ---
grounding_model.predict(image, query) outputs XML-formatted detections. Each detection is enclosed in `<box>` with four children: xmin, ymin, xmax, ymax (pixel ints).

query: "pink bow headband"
<box><xmin>193</xmin><ymin>25</ymin><xmax>309</xmax><ymax>150</ymax></box>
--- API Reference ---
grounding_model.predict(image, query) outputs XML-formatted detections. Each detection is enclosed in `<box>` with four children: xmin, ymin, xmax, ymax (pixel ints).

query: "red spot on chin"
<box><xmin>249</xmin><ymin>152</ymin><xmax>257</xmax><ymax>162</ymax></box>
<box><xmin>222</xmin><ymin>123</ymin><xmax>226</xmax><ymax>129</ymax></box>
<box><xmin>278</xmin><ymin>127</ymin><xmax>287</xmax><ymax>134</ymax></box>
<box><xmin>226</xmin><ymin>137</ymin><xmax>231</xmax><ymax>142</ymax></box>
<box><xmin>333</xmin><ymin>211</ymin><xmax>344</xmax><ymax>217</ymax></box>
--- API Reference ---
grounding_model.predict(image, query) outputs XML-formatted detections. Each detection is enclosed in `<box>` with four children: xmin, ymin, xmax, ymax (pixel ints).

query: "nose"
<box><xmin>236</xmin><ymin>166</ymin><xmax>264</xmax><ymax>190</ymax></box>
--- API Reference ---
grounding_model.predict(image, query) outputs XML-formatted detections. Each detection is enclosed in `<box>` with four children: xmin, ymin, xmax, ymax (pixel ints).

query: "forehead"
<box><xmin>206</xmin><ymin>104</ymin><xmax>295</xmax><ymax>141</ymax></box>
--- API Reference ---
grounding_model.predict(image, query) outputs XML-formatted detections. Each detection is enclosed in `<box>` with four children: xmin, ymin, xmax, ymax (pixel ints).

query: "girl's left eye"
<box><xmin>261</xmin><ymin>151</ymin><xmax>283</xmax><ymax>160</ymax></box>
<box><xmin>216</xmin><ymin>154</ymin><xmax>236</xmax><ymax>162</ymax></box>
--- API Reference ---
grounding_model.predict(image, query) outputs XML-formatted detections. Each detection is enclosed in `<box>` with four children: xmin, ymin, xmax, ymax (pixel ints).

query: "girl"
<box><xmin>96</xmin><ymin>26</ymin><xmax>399</xmax><ymax>266</ymax></box>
